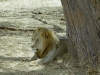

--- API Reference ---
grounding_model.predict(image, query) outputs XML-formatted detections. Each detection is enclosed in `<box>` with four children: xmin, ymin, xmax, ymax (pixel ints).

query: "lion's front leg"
<box><xmin>36</xmin><ymin>50</ymin><xmax>43</xmax><ymax>58</ymax></box>
<box><xmin>30</xmin><ymin>49</ymin><xmax>44</xmax><ymax>61</ymax></box>
<box><xmin>30</xmin><ymin>53</ymin><xmax>38</xmax><ymax>61</ymax></box>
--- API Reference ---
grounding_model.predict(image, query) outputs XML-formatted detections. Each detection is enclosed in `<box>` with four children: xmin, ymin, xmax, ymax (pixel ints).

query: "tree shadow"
<box><xmin>0</xmin><ymin>63</ymin><xmax>92</xmax><ymax>75</ymax></box>
<box><xmin>0</xmin><ymin>55</ymin><xmax>30</xmax><ymax>62</ymax></box>
<box><xmin>0</xmin><ymin>70</ymin><xmax>50</xmax><ymax>75</ymax></box>
<box><xmin>0</xmin><ymin>62</ymin><xmax>67</xmax><ymax>75</ymax></box>
<box><xmin>31</xmin><ymin>7</ymin><xmax>65</xmax><ymax>33</ymax></box>
<box><xmin>0</xmin><ymin>54</ymin><xmax>69</xmax><ymax>75</ymax></box>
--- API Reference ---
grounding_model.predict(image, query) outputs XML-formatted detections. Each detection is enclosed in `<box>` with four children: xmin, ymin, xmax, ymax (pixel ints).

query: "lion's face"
<box><xmin>31</xmin><ymin>27</ymin><xmax>60</xmax><ymax>58</ymax></box>
<box><xmin>31</xmin><ymin>29</ymin><xmax>45</xmax><ymax>51</ymax></box>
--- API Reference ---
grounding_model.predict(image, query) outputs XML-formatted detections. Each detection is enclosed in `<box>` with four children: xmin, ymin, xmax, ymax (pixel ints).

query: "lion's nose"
<box><xmin>31</xmin><ymin>45</ymin><xmax>34</xmax><ymax>48</ymax></box>
<box><xmin>36</xmin><ymin>49</ymin><xmax>39</xmax><ymax>51</ymax></box>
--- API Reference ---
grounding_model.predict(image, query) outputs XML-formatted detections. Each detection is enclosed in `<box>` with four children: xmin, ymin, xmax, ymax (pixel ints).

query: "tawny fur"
<box><xmin>31</xmin><ymin>27</ymin><xmax>68</xmax><ymax>64</ymax></box>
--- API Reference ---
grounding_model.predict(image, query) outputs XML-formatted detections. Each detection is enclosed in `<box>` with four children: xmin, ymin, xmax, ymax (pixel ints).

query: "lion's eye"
<box><xmin>36</xmin><ymin>39</ymin><xmax>39</xmax><ymax>42</ymax></box>
<box><xmin>32</xmin><ymin>38</ymin><xmax>34</xmax><ymax>41</ymax></box>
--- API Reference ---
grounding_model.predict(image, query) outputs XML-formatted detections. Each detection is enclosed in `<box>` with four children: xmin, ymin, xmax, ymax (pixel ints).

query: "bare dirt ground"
<box><xmin>0</xmin><ymin>0</ymin><xmax>100</xmax><ymax>75</ymax></box>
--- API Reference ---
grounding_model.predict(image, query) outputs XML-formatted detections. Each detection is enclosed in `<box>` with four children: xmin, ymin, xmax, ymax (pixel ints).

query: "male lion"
<box><xmin>31</xmin><ymin>27</ymin><xmax>68</xmax><ymax>64</ymax></box>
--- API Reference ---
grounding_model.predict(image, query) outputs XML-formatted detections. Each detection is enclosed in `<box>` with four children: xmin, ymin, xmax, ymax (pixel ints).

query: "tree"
<box><xmin>61</xmin><ymin>0</ymin><xmax>100</xmax><ymax>68</ymax></box>
<box><xmin>96</xmin><ymin>0</ymin><xmax>100</xmax><ymax>38</ymax></box>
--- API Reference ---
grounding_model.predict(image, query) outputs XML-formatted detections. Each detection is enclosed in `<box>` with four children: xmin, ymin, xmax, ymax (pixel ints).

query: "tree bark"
<box><xmin>92</xmin><ymin>0</ymin><xmax>100</xmax><ymax>38</ymax></box>
<box><xmin>61</xmin><ymin>0</ymin><xmax>100</xmax><ymax>67</ymax></box>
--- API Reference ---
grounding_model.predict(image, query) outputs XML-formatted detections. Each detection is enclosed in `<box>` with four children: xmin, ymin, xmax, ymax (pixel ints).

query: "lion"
<box><xmin>31</xmin><ymin>27</ymin><xmax>68</xmax><ymax>64</ymax></box>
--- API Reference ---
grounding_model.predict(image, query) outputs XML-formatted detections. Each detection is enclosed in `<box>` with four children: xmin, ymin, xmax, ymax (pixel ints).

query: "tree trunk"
<box><xmin>61</xmin><ymin>0</ymin><xmax>100</xmax><ymax>68</ymax></box>
<box><xmin>92</xmin><ymin>0</ymin><xmax>100</xmax><ymax>38</ymax></box>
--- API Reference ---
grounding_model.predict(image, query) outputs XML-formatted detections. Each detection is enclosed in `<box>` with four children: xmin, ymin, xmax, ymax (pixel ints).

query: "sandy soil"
<box><xmin>0</xmin><ymin>0</ymin><xmax>99</xmax><ymax>75</ymax></box>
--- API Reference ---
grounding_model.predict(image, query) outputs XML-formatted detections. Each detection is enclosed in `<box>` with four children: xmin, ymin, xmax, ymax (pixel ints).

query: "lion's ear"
<box><xmin>42</xmin><ymin>32</ymin><xmax>49</xmax><ymax>39</ymax></box>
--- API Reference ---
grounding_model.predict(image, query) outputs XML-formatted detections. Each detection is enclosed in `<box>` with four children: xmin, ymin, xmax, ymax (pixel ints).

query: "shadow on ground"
<box><xmin>0</xmin><ymin>56</ymin><xmax>30</xmax><ymax>62</ymax></box>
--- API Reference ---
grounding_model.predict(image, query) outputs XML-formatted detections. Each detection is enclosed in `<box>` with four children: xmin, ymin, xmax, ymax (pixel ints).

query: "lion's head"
<box><xmin>31</xmin><ymin>27</ymin><xmax>59</xmax><ymax>58</ymax></box>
